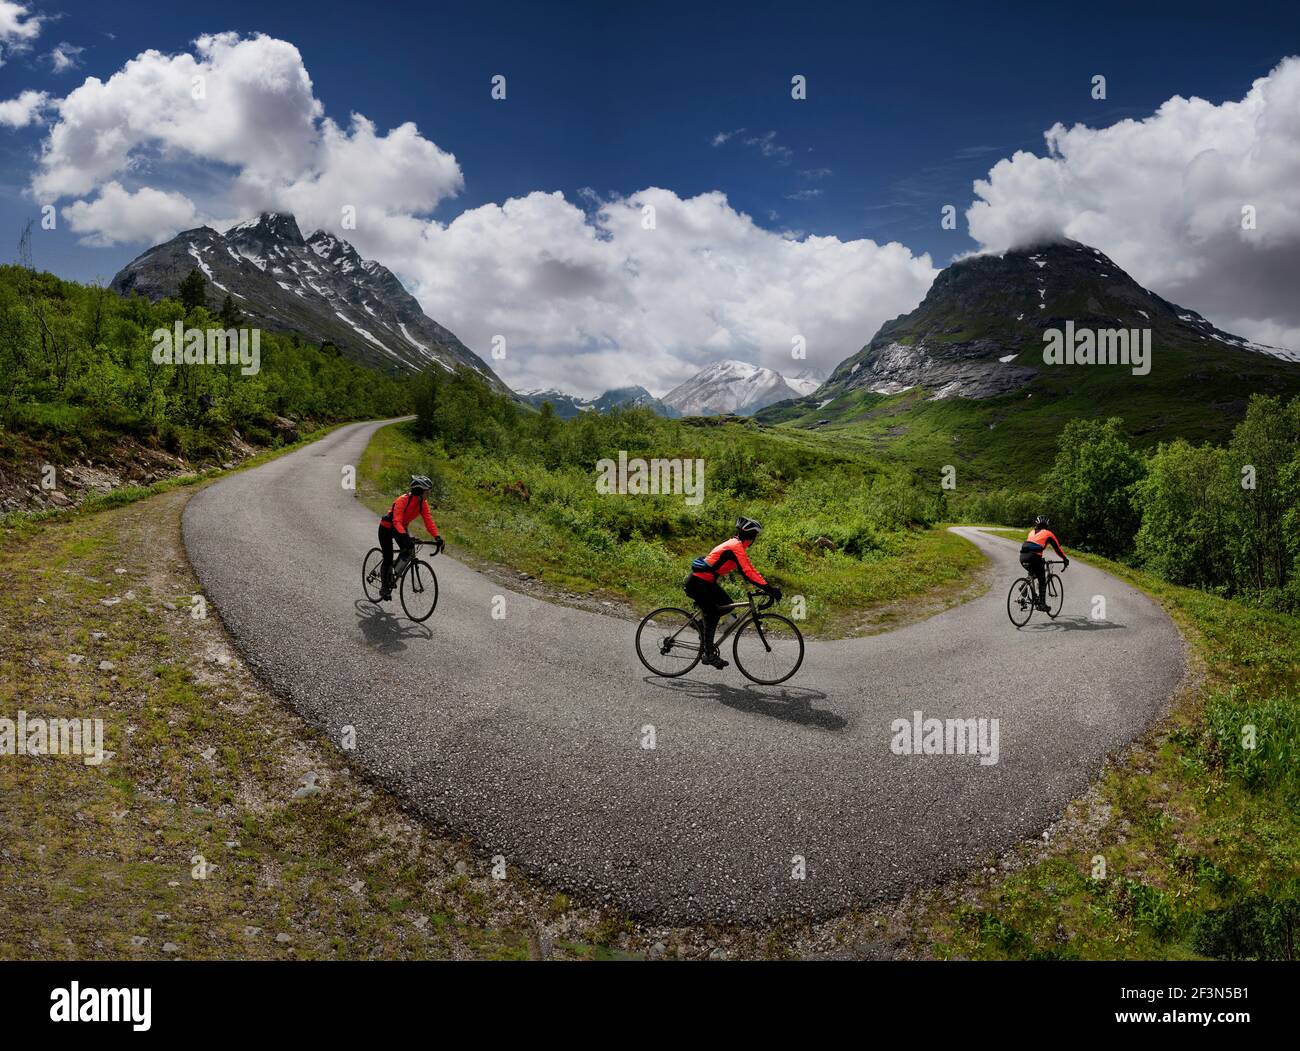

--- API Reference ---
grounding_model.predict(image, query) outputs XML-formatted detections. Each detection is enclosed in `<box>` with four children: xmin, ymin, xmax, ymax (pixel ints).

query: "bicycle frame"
<box><xmin>662</xmin><ymin>590</ymin><xmax>770</xmax><ymax>651</ymax></box>
<box><xmin>711</xmin><ymin>593</ymin><xmax>759</xmax><ymax>647</ymax></box>
<box><xmin>384</xmin><ymin>538</ymin><xmax>437</xmax><ymax>581</ymax></box>
<box><xmin>1038</xmin><ymin>559</ymin><xmax>1064</xmax><ymax>600</ymax></box>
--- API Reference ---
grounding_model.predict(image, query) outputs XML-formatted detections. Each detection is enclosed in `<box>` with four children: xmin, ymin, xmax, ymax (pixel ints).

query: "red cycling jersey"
<box><xmin>380</xmin><ymin>493</ymin><xmax>439</xmax><ymax>537</ymax></box>
<box><xmin>692</xmin><ymin>537</ymin><xmax>768</xmax><ymax>587</ymax></box>
<box><xmin>1024</xmin><ymin>527</ymin><xmax>1064</xmax><ymax>558</ymax></box>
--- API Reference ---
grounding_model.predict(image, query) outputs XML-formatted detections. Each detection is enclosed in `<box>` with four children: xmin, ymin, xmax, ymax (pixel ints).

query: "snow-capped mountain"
<box><xmin>784</xmin><ymin>367</ymin><xmax>827</xmax><ymax>397</ymax></box>
<box><xmin>110</xmin><ymin>212</ymin><xmax>505</xmax><ymax>386</ymax></box>
<box><xmin>520</xmin><ymin>385</ymin><xmax>680</xmax><ymax>419</ymax></box>
<box><xmin>661</xmin><ymin>360</ymin><xmax>810</xmax><ymax>416</ymax></box>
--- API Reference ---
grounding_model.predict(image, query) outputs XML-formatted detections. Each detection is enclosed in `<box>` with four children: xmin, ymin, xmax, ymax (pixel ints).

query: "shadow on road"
<box><xmin>353</xmin><ymin>599</ymin><xmax>432</xmax><ymax>653</ymax></box>
<box><xmin>641</xmin><ymin>675</ymin><xmax>847</xmax><ymax>731</ymax></box>
<box><xmin>1020</xmin><ymin>615</ymin><xmax>1126</xmax><ymax>632</ymax></box>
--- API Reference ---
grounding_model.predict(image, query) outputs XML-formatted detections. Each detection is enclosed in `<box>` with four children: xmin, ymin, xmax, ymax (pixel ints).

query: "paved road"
<box><xmin>183</xmin><ymin>420</ymin><xmax>1185</xmax><ymax>924</ymax></box>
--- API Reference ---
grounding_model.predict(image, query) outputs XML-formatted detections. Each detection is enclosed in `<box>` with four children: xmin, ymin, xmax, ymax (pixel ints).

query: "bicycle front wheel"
<box><xmin>732</xmin><ymin>613</ymin><xmax>804</xmax><ymax>685</ymax></box>
<box><xmin>1046</xmin><ymin>573</ymin><xmax>1064</xmax><ymax>619</ymax></box>
<box><xmin>1007</xmin><ymin>578</ymin><xmax>1035</xmax><ymax>628</ymax></box>
<box><xmin>362</xmin><ymin>548</ymin><xmax>385</xmax><ymax>602</ymax></box>
<box><xmin>400</xmin><ymin>559</ymin><xmax>439</xmax><ymax>622</ymax></box>
<box><xmin>635</xmin><ymin>607</ymin><xmax>703</xmax><ymax>677</ymax></box>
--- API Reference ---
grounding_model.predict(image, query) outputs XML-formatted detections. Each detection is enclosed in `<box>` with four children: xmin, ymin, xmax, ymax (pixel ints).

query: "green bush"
<box><xmin>1133</xmin><ymin>440</ymin><xmax>1234</xmax><ymax>588</ymax></box>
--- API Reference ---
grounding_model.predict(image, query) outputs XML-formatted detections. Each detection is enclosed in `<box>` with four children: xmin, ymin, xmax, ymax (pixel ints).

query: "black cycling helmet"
<box><xmin>1034</xmin><ymin>514</ymin><xmax>1050</xmax><ymax>528</ymax></box>
<box><xmin>735</xmin><ymin>516</ymin><xmax>763</xmax><ymax>540</ymax></box>
<box><xmin>410</xmin><ymin>474</ymin><xmax>433</xmax><ymax>493</ymax></box>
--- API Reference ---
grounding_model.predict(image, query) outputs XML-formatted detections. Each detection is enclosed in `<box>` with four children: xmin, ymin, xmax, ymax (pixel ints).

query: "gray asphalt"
<box><xmin>183</xmin><ymin>420</ymin><xmax>1186</xmax><ymax>924</ymax></box>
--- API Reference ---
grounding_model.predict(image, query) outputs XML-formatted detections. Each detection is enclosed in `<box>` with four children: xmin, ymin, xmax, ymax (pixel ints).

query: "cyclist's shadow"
<box><xmin>1021</xmin><ymin>615</ymin><xmax>1127</xmax><ymax>632</ymax></box>
<box><xmin>641</xmin><ymin>675</ymin><xmax>847</xmax><ymax>732</ymax></box>
<box><xmin>354</xmin><ymin>599</ymin><xmax>432</xmax><ymax>654</ymax></box>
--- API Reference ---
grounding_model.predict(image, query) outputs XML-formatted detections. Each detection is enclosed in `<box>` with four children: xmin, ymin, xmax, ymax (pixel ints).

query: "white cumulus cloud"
<box><xmin>967</xmin><ymin>56</ymin><xmax>1300</xmax><ymax>350</ymax></box>
<box><xmin>0</xmin><ymin>1</ymin><xmax>42</xmax><ymax>64</ymax></box>
<box><xmin>0</xmin><ymin>88</ymin><xmax>49</xmax><ymax>126</ymax></box>
<box><xmin>62</xmin><ymin>181</ymin><xmax>199</xmax><ymax>247</ymax></box>
<box><xmin>376</xmin><ymin>187</ymin><xmax>935</xmax><ymax>395</ymax></box>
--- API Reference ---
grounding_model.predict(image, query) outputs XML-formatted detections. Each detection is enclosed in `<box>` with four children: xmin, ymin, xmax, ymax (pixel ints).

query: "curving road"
<box><xmin>183</xmin><ymin>420</ymin><xmax>1185</xmax><ymax>924</ymax></box>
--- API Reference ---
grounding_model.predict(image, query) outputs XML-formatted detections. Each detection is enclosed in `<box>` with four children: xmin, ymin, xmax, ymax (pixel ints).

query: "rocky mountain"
<box><xmin>802</xmin><ymin>239</ymin><xmax>1298</xmax><ymax>407</ymax></box>
<box><xmin>756</xmin><ymin>239</ymin><xmax>1300</xmax><ymax>484</ymax></box>
<box><xmin>520</xmin><ymin>384</ymin><xmax>681</xmax><ymax>419</ymax></box>
<box><xmin>662</xmin><ymin>360</ymin><xmax>812</xmax><ymax>416</ymax></box>
<box><xmin>110</xmin><ymin>212</ymin><xmax>505</xmax><ymax>386</ymax></box>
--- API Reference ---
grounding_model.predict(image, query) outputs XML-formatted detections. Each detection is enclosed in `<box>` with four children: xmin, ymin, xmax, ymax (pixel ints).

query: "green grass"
<box><xmin>357</xmin><ymin>419</ymin><xmax>986</xmax><ymax>636</ymax></box>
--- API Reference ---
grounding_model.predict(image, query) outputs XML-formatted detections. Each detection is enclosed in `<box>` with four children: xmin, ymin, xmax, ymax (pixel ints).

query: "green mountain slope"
<box><xmin>758</xmin><ymin>240</ymin><xmax>1300</xmax><ymax>488</ymax></box>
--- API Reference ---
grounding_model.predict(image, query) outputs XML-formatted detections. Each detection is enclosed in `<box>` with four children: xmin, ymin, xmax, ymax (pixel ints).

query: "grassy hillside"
<box><xmin>356</xmin><ymin>372</ymin><xmax>986</xmax><ymax>635</ymax></box>
<box><xmin>0</xmin><ymin>264</ymin><xmax>412</xmax><ymax>487</ymax></box>
<box><xmin>761</xmin><ymin>340</ymin><xmax>1300</xmax><ymax>492</ymax></box>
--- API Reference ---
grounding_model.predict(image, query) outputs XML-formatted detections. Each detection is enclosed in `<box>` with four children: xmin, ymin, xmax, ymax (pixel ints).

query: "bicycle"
<box><xmin>362</xmin><ymin>537</ymin><xmax>440</xmax><ymax>622</ymax></box>
<box><xmin>635</xmin><ymin>589</ymin><xmax>805</xmax><ymax>685</ymax></box>
<box><xmin>1006</xmin><ymin>559</ymin><xmax>1065</xmax><ymax>628</ymax></box>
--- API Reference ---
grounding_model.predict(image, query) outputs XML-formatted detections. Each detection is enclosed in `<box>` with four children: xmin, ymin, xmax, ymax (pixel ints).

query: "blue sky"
<box><xmin>2</xmin><ymin>0</ymin><xmax>1299</xmax><ymax>391</ymax></box>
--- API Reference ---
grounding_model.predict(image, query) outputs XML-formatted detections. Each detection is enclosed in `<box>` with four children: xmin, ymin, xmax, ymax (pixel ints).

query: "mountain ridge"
<box><xmin>662</xmin><ymin>359</ymin><xmax>823</xmax><ymax>416</ymax></box>
<box><xmin>756</xmin><ymin>238</ymin><xmax>1300</xmax><ymax>486</ymax></box>
<box><xmin>110</xmin><ymin>212</ymin><xmax>506</xmax><ymax>387</ymax></box>
<box><xmin>802</xmin><ymin>238</ymin><xmax>1298</xmax><ymax>408</ymax></box>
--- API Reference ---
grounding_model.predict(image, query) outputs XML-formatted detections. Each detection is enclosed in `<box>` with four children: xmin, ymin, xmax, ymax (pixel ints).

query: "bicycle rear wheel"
<box><xmin>1006</xmin><ymin>578</ymin><xmax>1035</xmax><ymax>628</ymax></box>
<box><xmin>362</xmin><ymin>548</ymin><xmax>385</xmax><ymax>602</ymax></box>
<box><xmin>732</xmin><ymin>613</ymin><xmax>804</xmax><ymax>685</ymax></box>
<box><xmin>400</xmin><ymin>559</ymin><xmax>439</xmax><ymax>622</ymax></box>
<box><xmin>1046</xmin><ymin>573</ymin><xmax>1064</xmax><ymax>619</ymax></box>
<box><xmin>635</xmin><ymin>607</ymin><xmax>703</xmax><ymax>676</ymax></box>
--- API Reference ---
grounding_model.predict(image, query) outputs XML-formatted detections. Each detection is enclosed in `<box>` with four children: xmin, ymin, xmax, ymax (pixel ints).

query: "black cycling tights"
<box><xmin>379</xmin><ymin>525</ymin><xmax>414</xmax><ymax>589</ymax></box>
<box><xmin>1021</xmin><ymin>555</ymin><xmax>1046</xmax><ymax>603</ymax></box>
<box><xmin>684</xmin><ymin>573</ymin><xmax>730</xmax><ymax>652</ymax></box>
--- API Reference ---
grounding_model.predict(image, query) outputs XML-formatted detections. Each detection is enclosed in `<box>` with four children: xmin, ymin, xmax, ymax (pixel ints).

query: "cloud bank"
<box><xmin>968</xmin><ymin>56</ymin><xmax>1300</xmax><ymax>350</ymax></box>
<box><xmin>17</xmin><ymin>31</ymin><xmax>935</xmax><ymax>394</ymax></box>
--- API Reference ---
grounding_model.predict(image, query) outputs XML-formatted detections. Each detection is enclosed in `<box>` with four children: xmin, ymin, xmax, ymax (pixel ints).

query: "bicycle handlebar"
<box><xmin>397</xmin><ymin>537</ymin><xmax>441</xmax><ymax>556</ymax></box>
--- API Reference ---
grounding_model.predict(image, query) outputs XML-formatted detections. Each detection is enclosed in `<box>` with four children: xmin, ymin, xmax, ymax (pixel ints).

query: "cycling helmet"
<box><xmin>410</xmin><ymin>475</ymin><xmax>433</xmax><ymax>493</ymax></box>
<box><xmin>1034</xmin><ymin>515</ymin><xmax>1050</xmax><ymax>528</ymax></box>
<box><xmin>735</xmin><ymin>516</ymin><xmax>763</xmax><ymax>540</ymax></box>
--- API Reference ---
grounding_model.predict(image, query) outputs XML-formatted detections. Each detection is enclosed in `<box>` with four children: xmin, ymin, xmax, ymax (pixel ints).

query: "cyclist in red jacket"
<box><xmin>378</xmin><ymin>475</ymin><xmax>443</xmax><ymax>601</ymax></box>
<box><xmin>1020</xmin><ymin>515</ymin><xmax>1069</xmax><ymax>611</ymax></box>
<box><xmin>685</xmin><ymin>516</ymin><xmax>781</xmax><ymax>668</ymax></box>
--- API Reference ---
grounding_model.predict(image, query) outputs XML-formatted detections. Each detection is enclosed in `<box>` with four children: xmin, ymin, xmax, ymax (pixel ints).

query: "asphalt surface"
<box><xmin>183</xmin><ymin>420</ymin><xmax>1186</xmax><ymax>924</ymax></box>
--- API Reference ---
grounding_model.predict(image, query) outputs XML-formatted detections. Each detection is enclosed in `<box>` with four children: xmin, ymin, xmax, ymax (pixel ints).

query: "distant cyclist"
<box><xmin>685</xmin><ymin>516</ymin><xmax>781</xmax><ymax>668</ymax></box>
<box><xmin>378</xmin><ymin>475</ymin><xmax>444</xmax><ymax>601</ymax></box>
<box><xmin>1020</xmin><ymin>515</ymin><xmax>1068</xmax><ymax>611</ymax></box>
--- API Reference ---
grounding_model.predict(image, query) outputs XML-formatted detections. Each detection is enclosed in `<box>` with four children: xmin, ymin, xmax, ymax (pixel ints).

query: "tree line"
<box><xmin>961</xmin><ymin>395</ymin><xmax>1300</xmax><ymax>611</ymax></box>
<box><xmin>0</xmin><ymin>264</ymin><xmax>412</xmax><ymax>462</ymax></box>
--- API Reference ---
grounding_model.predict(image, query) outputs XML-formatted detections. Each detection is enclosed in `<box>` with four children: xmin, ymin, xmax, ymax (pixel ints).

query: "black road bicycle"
<box><xmin>362</xmin><ymin>537</ymin><xmax>440</xmax><ymax>622</ymax></box>
<box><xmin>1007</xmin><ymin>559</ymin><xmax>1065</xmax><ymax>628</ymax></box>
<box><xmin>635</xmin><ymin>589</ymin><xmax>805</xmax><ymax>685</ymax></box>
